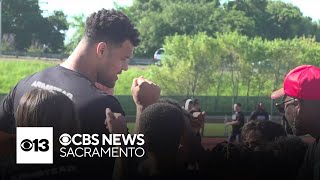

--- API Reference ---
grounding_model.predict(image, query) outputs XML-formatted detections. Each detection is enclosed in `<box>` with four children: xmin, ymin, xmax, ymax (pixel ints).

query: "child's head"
<box><xmin>15</xmin><ymin>89</ymin><xmax>80</xmax><ymax>145</ymax></box>
<box><xmin>139</xmin><ymin>102</ymin><xmax>184</xmax><ymax>157</ymax></box>
<box><xmin>192</xmin><ymin>99</ymin><xmax>200</xmax><ymax>110</ymax></box>
<box><xmin>256</xmin><ymin>102</ymin><xmax>265</xmax><ymax>111</ymax></box>
<box><xmin>241</xmin><ymin>120</ymin><xmax>286</xmax><ymax>150</ymax></box>
<box><xmin>234</xmin><ymin>103</ymin><xmax>241</xmax><ymax>112</ymax></box>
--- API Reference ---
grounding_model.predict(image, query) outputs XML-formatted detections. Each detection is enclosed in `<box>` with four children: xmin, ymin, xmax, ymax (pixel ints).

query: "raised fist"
<box><xmin>131</xmin><ymin>76</ymin><xmax>161</xmax><ymax>108</ymax></box>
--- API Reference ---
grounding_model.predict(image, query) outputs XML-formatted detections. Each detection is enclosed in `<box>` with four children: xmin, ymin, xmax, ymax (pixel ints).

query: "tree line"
<box><xmin>149</xmin><ymin>32</ymin><xmax>320</xmax><ymax>98</ymax></box>
<box><xmin>2</xmin><ymin>0</ymin><xmax>320</xmax><ymax>56</ymax></box>
<box><xmin>121</xmin><ymin>0</ymin><xmax>320</xmax><ymax>57</ymax></box>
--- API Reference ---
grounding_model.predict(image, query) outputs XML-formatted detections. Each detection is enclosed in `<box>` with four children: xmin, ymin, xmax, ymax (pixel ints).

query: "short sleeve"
<box><xmin>77</xmin><ymin>94</ymin><xmax>125</xmax><ymax>134</ymax></box>
<box><xmin>0</xmin><ymin>87</ymin><xmax>17</xmax><ymax>133</ymax></box>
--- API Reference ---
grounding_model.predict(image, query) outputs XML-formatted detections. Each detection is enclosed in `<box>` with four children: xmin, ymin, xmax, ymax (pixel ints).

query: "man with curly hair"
<box><xmin>0</xmin><ymin>9</ymin><xmax>160</xmax><ymax>179</ymax></box>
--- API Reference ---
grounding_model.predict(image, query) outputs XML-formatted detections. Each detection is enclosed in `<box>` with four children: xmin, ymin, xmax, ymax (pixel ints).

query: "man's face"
<box><xmin>283</xmin><ymin>96</ymin><xmax>306</xmax><ymax>136</ymax></box>
<box><xmin>233</xmin><ymin>104</ymin><xmax>237</xmax><ymax>111</ymax></box>
<box><xmin>258</xmin><ymin>103</ymin><xmax>264</xmax><ymax>110</ymax></box>
<box><xmin>187</xmin><ymin>102</ymin><xmax>193</xmax><ymax>111</ymax></box>
<box><xmin>97</xmin><ymin>40</ymin><xmax>134</xmax><ymax>88</ymax></box>
<box><xmin>193</xmin><ymin>103</ymin><xmax>200</xmax><ymax>110</ymax></box>
<box><xmin>234</xmin><ymin>105</ymin><xmax>240</xmax><ymax>112</ymax></box>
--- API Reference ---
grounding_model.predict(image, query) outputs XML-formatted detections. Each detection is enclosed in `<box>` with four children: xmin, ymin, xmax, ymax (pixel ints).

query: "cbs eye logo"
<box><xmin>20</xmin><ymin>139</ymin><xmax>49</xmax><ymax>152</ymax></box>
<box><xmin>59</xmin><ymin>133</ymin><xmax>72</xmax><ymax>146</ymax></box>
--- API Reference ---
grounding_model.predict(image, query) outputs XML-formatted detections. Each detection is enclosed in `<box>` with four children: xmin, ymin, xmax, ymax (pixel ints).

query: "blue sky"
<box><xmin>39</xmin><ymin>0</ymin><xmax>320</xmax><ymax>42</ymax></box>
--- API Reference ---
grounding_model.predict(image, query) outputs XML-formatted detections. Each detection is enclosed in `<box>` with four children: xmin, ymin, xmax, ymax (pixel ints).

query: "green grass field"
<box><xmin>0</xmin><ymin>59</ymin><xmax>58</xmax><ymax>93</ymax></box>
<box><xmin>0</xmin><ymin>58</ymin><xmax>148</xmax><ymax>94</ymax></box>
<box><xmin>127</xmin><ymin>123</ymin><xmax>231</xmax><ymax>137</ymax></box>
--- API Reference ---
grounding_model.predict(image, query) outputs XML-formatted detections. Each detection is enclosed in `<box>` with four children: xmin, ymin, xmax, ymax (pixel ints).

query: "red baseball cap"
<box><xmin>271</xmin><ymin>65</ymin><xmax>320</xmax><ymax>100</ymax></box>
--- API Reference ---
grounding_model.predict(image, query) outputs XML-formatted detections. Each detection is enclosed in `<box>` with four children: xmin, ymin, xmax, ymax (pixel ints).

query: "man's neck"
<box><xmin>61</xmin><ymin>40</ymin><xmax>97</xmax><ymax>83</ymax></box>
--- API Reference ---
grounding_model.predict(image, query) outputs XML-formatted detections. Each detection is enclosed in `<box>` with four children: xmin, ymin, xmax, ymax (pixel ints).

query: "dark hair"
<box><xmin>15</xmin><ymin>89</ymin><xmax>80</xmax><ymax>136</ymax></box>
<box><xmin>192</xmin><ymin>98</ymin><xmax>199</xmax><ymax>105</ymax></box>
<box><xmin>269</xmin><ymin>136</ymin><xmax>308</xmax><ymax>179</ymax></box>
<box><xmin>158</xmin><ymin>98</ymin><xmax>183</xmax><ymax>111</ymax></box>
<box><xmin>139</xmin><ymin>102</ymin><xmax>184</xmax><ymax>155</ymax></box>
<box><xmin>272</xmin><ymin>136</ymin><xmax>307</xmax><ymax>157</ymax></box>
<box><xmin>235</xmin><ymin>103</ymin><xmax>241</xmax><ymax>107</ymax></box>
<box><xmin>205</xmin><ymin>141</ymin><xmax>253</xmax><ymax>179</ymax></box>
<box><xmin>241</xmin><ymin>120</ymin><xmax>286</xmax><ymax>149</ymax></box>
<box><xmin>84</xmin><ymin>9</ymin><xmax>140</xmax><ymax>46</ymax></box>
<box><xmin>256</xmin><ymin>102</ymin><xmax>265</xmax><ymax>111</ymax></box>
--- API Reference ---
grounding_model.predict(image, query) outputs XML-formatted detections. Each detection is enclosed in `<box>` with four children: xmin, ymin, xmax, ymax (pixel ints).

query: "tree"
<box><xmin>266</xmin><ymin>1</ymin><xmax>314</xmax><ymax>39</ymax></box>
<box><xmin>218</xmin><ymin>8</ymin><xmax>255</xmax><ymax>36</ymax></box>
<box><xmin>224</xmin><ymin>0</ymin><xmax>270</xmax><ymax>38</ymax></box>
<box><xmin>65</xmin><ymin>14</ymin><xmax>85</xmax><ymax>53</ymax></box>
<box><xmin>224</xmin><ymin>0</ymin><xmax>320</xmax><ymax>41</ymax></box>
<box><xmin>150</xmin><ymin>32</ymin><xmax>222</xmax><ymax>96</ymax></box>
<box><xmin>44</xmin><ymin>11</ymin><xmax>68</xmax><ymax>53</ymax></box>
<box><xmin>123</xmin><ymin>0</ymin><xmax>224</xmax><ymax>57</ymax></box>
<box><xmin>3</xmin><ymin>0</ymin><xmax>43</xmax><ymax>50</ymax></box>
<box><xmin>2</xmin><ymin>0</ymin><xmax>68</xmax><ymax>52</ymax></box>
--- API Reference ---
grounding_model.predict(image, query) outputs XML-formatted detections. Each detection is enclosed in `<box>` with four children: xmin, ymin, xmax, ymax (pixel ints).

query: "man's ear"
<box><xmin>96</xmin><ymin>42</ymin><xmax>107</xmax><ymax>58</ymax></box>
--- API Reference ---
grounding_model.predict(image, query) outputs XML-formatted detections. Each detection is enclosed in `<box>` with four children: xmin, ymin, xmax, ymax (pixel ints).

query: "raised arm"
<box><xmin>131</xmin><ymin>77</ymin><xmax>160</xmax><ymax>134</ymax></box>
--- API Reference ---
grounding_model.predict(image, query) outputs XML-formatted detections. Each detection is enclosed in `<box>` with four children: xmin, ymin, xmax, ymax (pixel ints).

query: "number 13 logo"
<box><xmin>20</xmin><ymin>139</ymin><xmax>50</xmax><ymax>152</ymax></box>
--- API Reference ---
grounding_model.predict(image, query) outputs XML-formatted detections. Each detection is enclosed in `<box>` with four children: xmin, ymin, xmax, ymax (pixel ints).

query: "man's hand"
<box><xmin>225</xmin><ymin>120</ymin><xmax>239</xmax><ymax>126</ymax></box>
<box><xmin>131</xmin><ymin>76</ymin><xmax>161</xmax><ymax>108</ymax></box>
<box><xmin>105</xmin><ymin>108</ymin><xmax>127</xmax><ymax>134</ymax></box>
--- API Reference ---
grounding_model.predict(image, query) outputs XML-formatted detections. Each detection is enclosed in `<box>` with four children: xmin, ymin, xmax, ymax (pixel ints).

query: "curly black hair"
<box><xmin>158</xmin><ymin>98</ymin><xmax>183</xmax><ymax>111</ymax></box>
<box><xmin>241</xmin><ymin>120</ymin><xmax>287</xmax><ymax>149</ymax></box>
<box><xmin>139</xmin><ymin>102</ymin><xmax>184</xmax><ymax>154</ymax></box>
<box><xmin>84</xmin><ymin>9</ymin><xmax>140</xmax><ymax>46</ymax></box>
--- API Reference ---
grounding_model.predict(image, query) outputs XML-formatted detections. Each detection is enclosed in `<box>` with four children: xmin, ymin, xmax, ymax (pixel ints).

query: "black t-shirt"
<box><xmin>0</xmin><ymin>65</ymin><xmax>125</xmax><ymax>134</ymax></box>
<box><xmin>0</xmin><ymin>65</ymin><xmax>125</xmax><ymax>178</ymax></box>
<box><xmin>232</xmin><ymin>111</ymin><xmax>245</xmax><ymax>133</ymax></box>
<box><xmin>249</xmin><ymin>110</ymin><xmax>269</xmax><ymax>121</ymax></box>
<box><xmin>297</xmin><ymin>138</ymin><xmax>320</xmax><ymax>180</ymax></box>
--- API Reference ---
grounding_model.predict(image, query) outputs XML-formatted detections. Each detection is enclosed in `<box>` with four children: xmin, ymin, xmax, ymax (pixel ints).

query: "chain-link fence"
<box><xmin>115</xmin><ymin>95</ymin><xmax>281</xmax><ymax>116</ymax></box>
<box><xmin>0</xmin><ymin>94</ymin><xmax>281</xmax><ymax>116</ymax></box>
